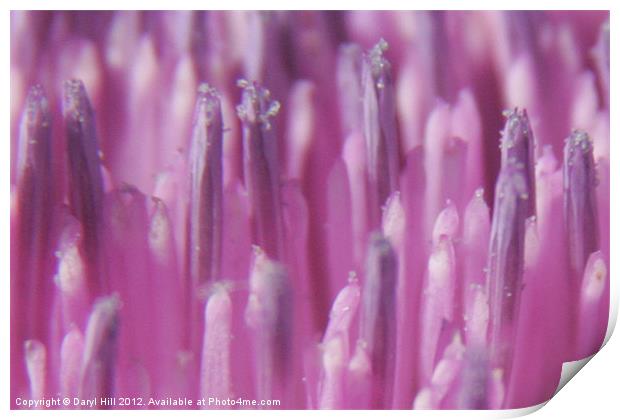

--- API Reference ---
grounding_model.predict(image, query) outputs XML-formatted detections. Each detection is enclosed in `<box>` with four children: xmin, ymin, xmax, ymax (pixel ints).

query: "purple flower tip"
<box><xmin>563</xmin><ymin>129</ymin><xmax>598</xmax><ymax>281</ymax></box>
<box><xmin>237</xmin><ymin>80</ymin><xmax>284</xmax><ymax>259</ymax></box>
<box><xmin>188</xmin><ymin>82</ymin><xmax>223</xmax><ymax>286</ymax></box>
<box><xmin>63</xmin><ymin>79</ymin><xmax>105</xmax><ymax>295</ymax></box>
<box><xmin>366</xmin><ymin>39</ymin><xmax>391</xmax><ymax>86</ymax></box>
<box><xmin>362</xmin><ymin>40</ymin><xmax>399</xmax><ymax>224</ymax></box>
<box><xmin>236</xmin><ymin>79</ymin><xmax>281</xmax><ymax>130</ymax></box>
<box><xmin>18</xmin><ymin>85</ymin><xmax>51</xmax><ymax>176</ymax></box>
<box><xmin>500</xmin><ymin>108</ymin><xmax>536</xmax><ymax>217</ymax></box>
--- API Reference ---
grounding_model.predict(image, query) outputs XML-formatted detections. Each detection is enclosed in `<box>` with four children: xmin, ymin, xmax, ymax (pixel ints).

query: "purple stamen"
<box><xmin>63</xmin><ymin>79</ymin><xmax>105</xmax><ymax>294</ymax></box>
<box><xmin>563</xmin><ymin>130</ymin><xmax>598</xmax><ymax>282</ymax></box>
<box><xmin>237</xmin><ymin>80</ymin><xmax>284</xmax><ymax>259</ymax></box>
<box><xmin>486</xmin><ymin>164</ymin><xmax>529</xmax><ymax>391</ymax></box>
<box><xmin>15</xmin><ymin>85</ymin><xmax>53</xmax><ymax>341</ymax></box>
<box><xmin>188</xmin><ymin>83</ymin><xmax>224</xmax><ymax>287</ymax></box>
<box><xmin>362</xmin><ymin>40</ymin><xmax>400</xmax><ymax>226</ymax></box>
<box><xmin>499</xmin><ymin>108</ymin><xmax>536</xmax><ymax>217</ymax></box>
<box><xmin>360</xmin><ymin>233</ymin><xmax>398</xmax><ymax>408</ymax></box>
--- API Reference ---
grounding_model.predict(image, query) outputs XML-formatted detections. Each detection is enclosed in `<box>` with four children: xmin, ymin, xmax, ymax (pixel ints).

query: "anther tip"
<box><xmin>236</xmin><ymin>80</ymin><xmax>280</xmax><ymax>130</ymax></box>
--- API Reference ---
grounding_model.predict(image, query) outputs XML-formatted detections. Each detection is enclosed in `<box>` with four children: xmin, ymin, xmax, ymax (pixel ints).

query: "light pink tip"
<box><xmin>80</xmin><ymin>295</ymin><xmax>120</xmax><ymax>402</ymax></box>
<box><xmin>60</xmin><ymin>326</ymin><xmax>85</xmax><ymax>399</ymax></box>
<box><xmin>382</xmin><ymin>191</ymin><xmax>406</xmax><ymax>248</ymax></box>
<box><xmin>318</xmin><ymin>334</ymin><xmax>348</xmax><ymax>409</ymax></box>
<box><xmin>323</xmin><ymin>278</ymin><xmax>361</xmax><ymax>343</ymax></box>
<box><xmin>25</xmin><ymin>340</ymin><xmax>46</xmax><ymax>401</ymax></box>
<box><xmin>432</xmin><ymin>200</ymin><xmax>459</xmax><ymax>245</ymax></box>
<box><xmin>201</xmin><ymin>286</ymin><xmax>233</xmax><ymax>406</ymax></box>
<box><xmin>347</xmin><ymin>341</ymin><xmax>372</xmax><ymax>409</ymax></box>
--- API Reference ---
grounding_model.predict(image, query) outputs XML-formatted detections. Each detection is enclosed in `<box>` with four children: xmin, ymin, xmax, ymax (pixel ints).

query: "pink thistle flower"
<box><xmin>10</xmin><ymin>10</ymin><xmax>609</xmax><ymax>410</ymax></box>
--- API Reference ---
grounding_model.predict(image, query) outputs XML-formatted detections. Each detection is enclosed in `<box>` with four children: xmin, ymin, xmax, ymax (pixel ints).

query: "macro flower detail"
<box><xmin>10</xmin><ymin>10</ymin><xmax>609</xmax><ymax>410</ymax></box>
<box><xmin>359</xmin><ymin>233</ymin><xmax>397</xmax><ymax>408</ymax></box>
<box><xmin>564</xmin><ymin>129</ymin><xmax>598</xmax><ymax>283</ymax></box>
<box><xmin>187</xmin><ymin>83</ymin><xmax>224</xmax><ymax>355</ymax></box>
<box><xmin>486</xmin><ymin>164</ymin><xmax>529</xmax><ymax>382</ymax></box>
<box><xmin>362</xmin><ymin>40</ymin><xmax>400</xmax><ymax>226</ymax></box>
<box><xmin>237</xmin><ymin>80</ymin><xmax>284</xmax><ymax>260</ymax></box>
<box><xmin>63</xmin><ymin>79</ymin><xmax>106</xmax><ymax>296</ymax></box>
